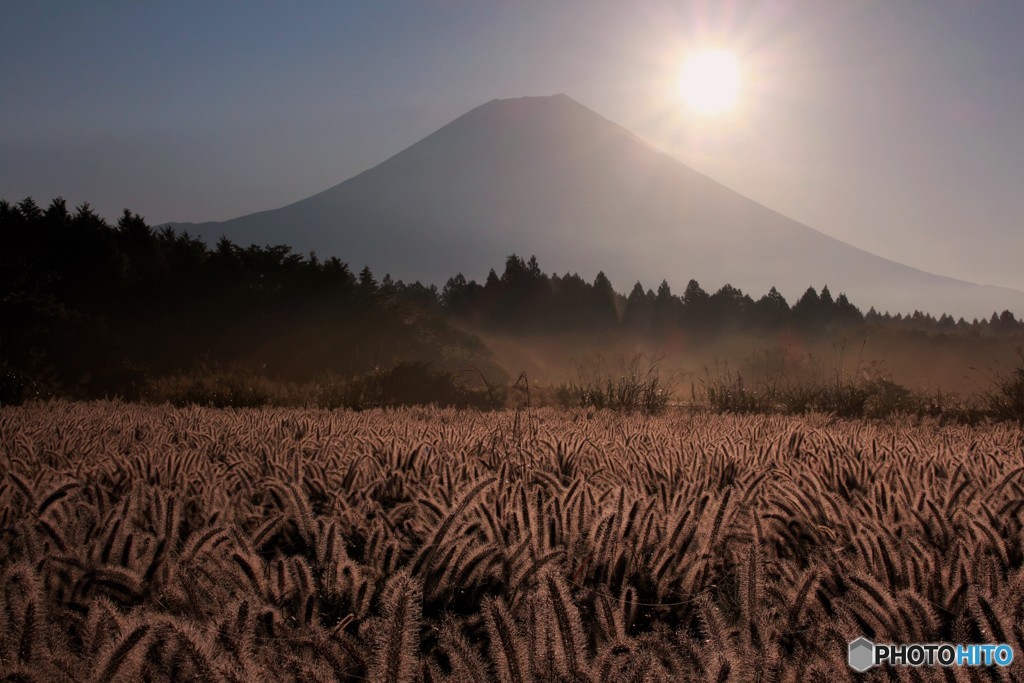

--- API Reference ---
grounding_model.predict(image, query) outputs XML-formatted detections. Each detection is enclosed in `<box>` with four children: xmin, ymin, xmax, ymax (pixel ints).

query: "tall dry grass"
<box><xmin>0</xmin><ymin>401</ymin><xmax>1022</xmax><ymax>680</ymax></box>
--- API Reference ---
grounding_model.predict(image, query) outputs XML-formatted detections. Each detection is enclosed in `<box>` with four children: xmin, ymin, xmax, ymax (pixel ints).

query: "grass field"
<box><xmin>1</xmin><ymin>402</ymin><xmax>1022</xmax><ymax>681</ymax></box>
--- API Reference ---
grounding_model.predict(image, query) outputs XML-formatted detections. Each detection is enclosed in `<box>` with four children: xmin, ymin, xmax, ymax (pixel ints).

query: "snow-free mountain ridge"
<box><xmin>168</xmin><ymin>94</ymin><xmax>1023</xmax><ymax>319</ymax></box>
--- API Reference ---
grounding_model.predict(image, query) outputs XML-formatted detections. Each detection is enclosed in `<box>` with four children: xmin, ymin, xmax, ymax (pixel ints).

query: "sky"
<box><xmin>3</xmin><ymin>0</ymin><xmax>1023</xmax><ymax>291</ymax></box>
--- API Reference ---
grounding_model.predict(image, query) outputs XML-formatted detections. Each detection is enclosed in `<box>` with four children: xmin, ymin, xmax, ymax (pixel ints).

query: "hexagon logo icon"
<box><xmin>848</xmin><ymin>637</ymin><xmax>875</xmax><ymax>672</ymax></box>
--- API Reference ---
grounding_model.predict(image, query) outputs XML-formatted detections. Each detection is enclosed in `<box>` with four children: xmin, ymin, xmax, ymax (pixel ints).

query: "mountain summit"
<box><xmin>170</xmin><ymin>94</ymin><xmax>1022</xmax><ymax>318</ymax></box>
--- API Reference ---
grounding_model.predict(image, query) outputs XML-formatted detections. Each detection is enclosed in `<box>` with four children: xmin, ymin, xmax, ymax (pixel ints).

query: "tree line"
<box><xmin>441</xmin><ymin>254</ymin><xmax>1019</xmax><ymax>336</ymax></box>
<box><xmin>0</xmin><ymin>197</ymin><xmax>496</xmax><ymax>402</ymax></box>
<box><xmin>1</xmin><ymin>196</ymin><xmax>1020</xmax><ymax>402</ymax></box>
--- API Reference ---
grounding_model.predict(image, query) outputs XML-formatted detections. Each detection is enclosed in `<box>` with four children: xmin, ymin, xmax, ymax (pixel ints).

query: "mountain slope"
<box><xmin>169</xmin><ymin>94</ymin><xmax>1023</xmax><ymax>318</ymax></box>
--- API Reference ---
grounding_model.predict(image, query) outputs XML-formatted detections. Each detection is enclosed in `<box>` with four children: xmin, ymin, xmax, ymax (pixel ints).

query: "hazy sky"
<box><xmin>3</xmin><ymin>1</ymin><xmax>1023</xmax><ymax>291</ymax></box>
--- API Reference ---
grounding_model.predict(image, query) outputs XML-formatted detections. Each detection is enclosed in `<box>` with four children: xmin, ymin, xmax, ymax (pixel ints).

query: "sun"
<box><xmin>678</xmin><ymin>50</ymin><xmax>741</xmax><ymax>115</ymax></box>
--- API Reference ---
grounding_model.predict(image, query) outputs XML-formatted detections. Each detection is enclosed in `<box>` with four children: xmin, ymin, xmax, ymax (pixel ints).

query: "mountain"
<box><xmin>167</xmin><ymin>94</ymin><xmax>1023</xmax><ymax>319</ymax></box>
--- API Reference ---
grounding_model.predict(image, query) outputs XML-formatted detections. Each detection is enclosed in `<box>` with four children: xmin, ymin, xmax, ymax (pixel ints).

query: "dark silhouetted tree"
<box><xmin>589</xmin><ymin>271</ymin><xmax>619</xmax><ymax>329</ymax></box>
<box><xmin>834</xmin><ymin>292</ymin><xmax>863</xmax><ymax>325</ymax></box>
<box><xmin>653</xmin><ymin>280</ymin><xmax>682</xmax><ymax>333</ymax></box>
<box><xmin>708</xmin><ymin>284</ymin><xmax>752</xmax><ymax>330</ymax></box>
<box><xmin>681</xmin><ymin>279</ymin><xmax>711</xmax><ymax>332</ymax></box>
<box><xmin>793</xmin><ymin>286</ymin><xmax>821</xmax><ymax>328</ymax></box>
<box><xmin>622</xmin><ymin>282</ymin><xmax>655</xmax><ymax>333</ymax></box>
<box><xmin>751</xmin><ymin>287</ymin><xmax>790</xmax><ymax>329</ymax></box>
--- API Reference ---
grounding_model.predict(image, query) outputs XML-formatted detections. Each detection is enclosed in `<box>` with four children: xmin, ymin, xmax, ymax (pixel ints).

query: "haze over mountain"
<box><xmin>169</xmin><ymin>94</ymin><xmax>1023</xmax><ymax>319</ymax></box>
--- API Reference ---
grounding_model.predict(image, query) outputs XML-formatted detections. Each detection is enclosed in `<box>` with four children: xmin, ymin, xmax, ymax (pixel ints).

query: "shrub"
<box><xmin>0</xmin><ymin>367</ymin><xmax>28</xmax><ymax>406</ymax></box>
<box><xmin>0</xmin><ymin>359</ymin><xmax>58</xmax><ymax>406</ymax></box>
<box><xmin>350</xmin><ymin>361</ymin><xmax>496</xmax><ymax>409</ymax></box>
<box><xmin>701</xmin><ymin>367</ymin><xmax>775</xmax><ymax>414</ymax></box>
<box><xmin>980</xmin><ymin>348</ymin><xmax>1024</xmax><ymax>424</ymax></box>
<box><xmin>701</xmin><ymin>359</ymin><xmax>919</xmax><ymax>419</ymax></box>
<box><xmin>559</xmin><ymin>353</ymin><xmax>673</xmax><ymax>414</ymax></box>
<box><xmin>145</xmin><ymin>370</ymin><xmax>286</xmax><ymax>407</ymax></box>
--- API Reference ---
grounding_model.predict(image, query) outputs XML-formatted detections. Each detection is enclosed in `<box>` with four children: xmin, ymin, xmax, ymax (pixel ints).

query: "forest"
<box><xmin>2</xmin><ymin>196</ymin><xmax>1022</xmax><ymax>420</ymax></box>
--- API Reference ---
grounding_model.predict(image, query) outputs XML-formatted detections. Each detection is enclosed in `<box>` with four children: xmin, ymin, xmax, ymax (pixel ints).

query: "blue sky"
<box><xmin>2</xmin><ymin>0</ymin><xmax>1023</xmax><ymax>290</ymax></box>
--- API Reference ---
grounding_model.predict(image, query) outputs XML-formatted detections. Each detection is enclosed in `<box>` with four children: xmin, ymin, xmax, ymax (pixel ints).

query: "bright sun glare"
<box><xmin>679</xmin><ymin>50</ymin><xmax>740</xmax><ymax>115</ymax></box>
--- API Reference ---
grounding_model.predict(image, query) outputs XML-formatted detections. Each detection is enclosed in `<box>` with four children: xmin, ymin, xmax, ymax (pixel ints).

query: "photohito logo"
<box><xmin>848</xmin><ymin>637</ymin><xmax>1014</xmax><ymax>671</ymax></box>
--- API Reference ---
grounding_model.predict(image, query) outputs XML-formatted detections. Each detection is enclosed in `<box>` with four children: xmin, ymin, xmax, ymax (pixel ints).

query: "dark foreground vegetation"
<box><xmin>696</xmin><ymin>348</ymin><xmax>1024</xmax><ymax>426</ymax></box>
<box><xmin>2</xmin><ymin>403</ymin><xmax>1023</xmax><ymax>681</ymax></box>
<box><xmin>3</xmin><ymin>196</ymin><xmax>1024</xmax><ymax>422</ymax></box>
